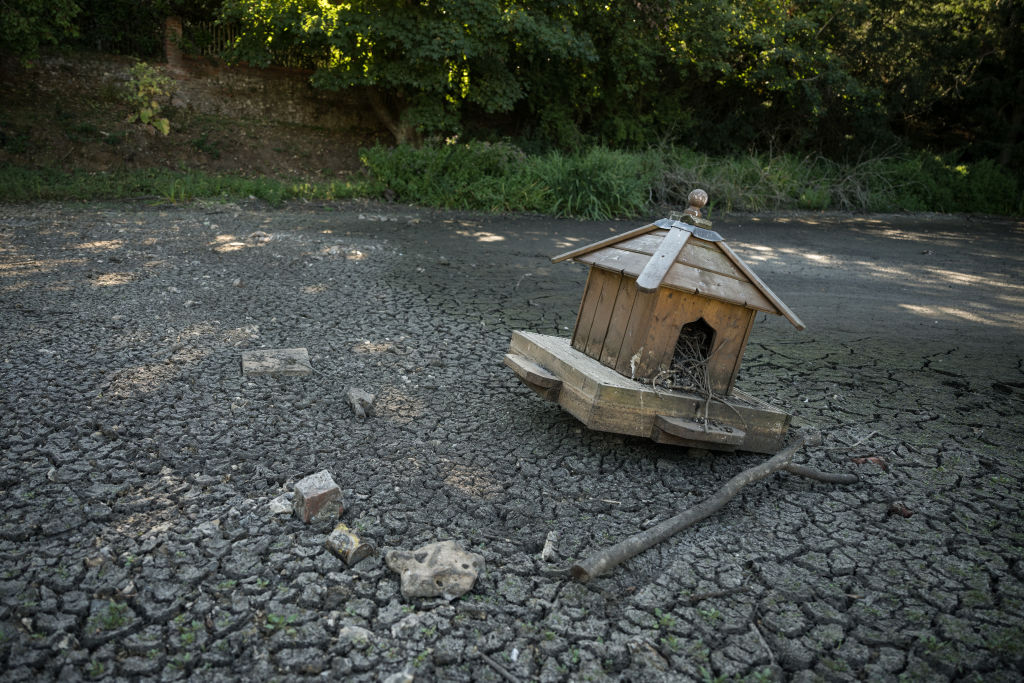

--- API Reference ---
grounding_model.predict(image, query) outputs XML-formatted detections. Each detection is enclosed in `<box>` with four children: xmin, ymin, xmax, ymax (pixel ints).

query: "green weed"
<box><xmin>265</xmin><ymin>613</ymin><xmax>297</xmax><ymax>632</ymax></box>
<box><xmin>89</xmin><ymin>600</ymin><xmax>130</xmax><ymax>632</ymax></box>
<box><xmin>124</xmin><ymin>62</ymin><xmax>175</xmax><ymax>136</ymax></box>
<box><xmin>699</xmin><ymin>607</ymin><xmax>722</xmax><ymax>624</ymax></box>
<box><xmin>363</xmin><ymin>142</ymin><xmax>1021</xmax><ymax>217</ymax></box>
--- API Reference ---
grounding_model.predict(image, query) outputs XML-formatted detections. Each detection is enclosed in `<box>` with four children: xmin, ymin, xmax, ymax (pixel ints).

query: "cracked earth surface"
<box><xmin>0</xmin><ymin>201</ymin><xmax>1022</xmax><ymax>681</ymax></box>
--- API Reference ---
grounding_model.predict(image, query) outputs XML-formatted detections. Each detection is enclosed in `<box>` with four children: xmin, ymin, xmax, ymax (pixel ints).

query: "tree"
<box><xmin>217</xmin><ymin>0</ymin><xmax>1020</xmax><ymax>168</ymax></box>
<box><xmin>0</xmin><ymin>0</ymin><xmax>81</xmax><ymax>63</ymax></box>
<box><xmin>221</xmin><ymin>0</ymin><xmax>595</xmax><ymax>143</ymax></box>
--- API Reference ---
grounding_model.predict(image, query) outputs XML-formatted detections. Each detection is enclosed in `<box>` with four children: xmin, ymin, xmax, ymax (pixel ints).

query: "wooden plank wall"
<box><xmin>572</xmin><ymin>268</ymin><xmax>663</xmax><ymax>379</ymax></box>
<box><xmin>572</xmin><ymin>267</ymin><xmax>755</xmax><ymax>394</ymax></box>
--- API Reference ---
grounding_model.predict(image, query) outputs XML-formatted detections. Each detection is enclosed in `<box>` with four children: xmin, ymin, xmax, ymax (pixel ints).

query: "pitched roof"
<box><xmin>551</xmin><ymin>218</ymin><xmax>805</xmax><ymax>330</ymax></box>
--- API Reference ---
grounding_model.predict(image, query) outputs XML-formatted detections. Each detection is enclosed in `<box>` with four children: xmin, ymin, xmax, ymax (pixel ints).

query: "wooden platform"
<box><xmin>505</xmin><ymin>330</ymin><xmax>791</xmax><ymax>453</ymax></box>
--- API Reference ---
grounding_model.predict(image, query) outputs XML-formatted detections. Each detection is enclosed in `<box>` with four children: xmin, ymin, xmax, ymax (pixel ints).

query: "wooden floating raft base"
<box><xmin>506</xmin><ymin>330</ymin><xmax>791</xmax><ymax>454</ymax></box>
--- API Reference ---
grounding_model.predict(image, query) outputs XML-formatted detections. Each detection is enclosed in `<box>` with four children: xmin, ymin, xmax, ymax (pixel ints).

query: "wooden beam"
<box><xmin>636</xmin><ymin>228</ymin><xmax>691</xmax><ymax>292</ymax></box>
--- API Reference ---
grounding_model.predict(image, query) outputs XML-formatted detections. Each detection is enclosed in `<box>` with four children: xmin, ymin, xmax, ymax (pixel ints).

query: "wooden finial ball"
<box><xmin>688</xmin><ymin>189</ymin><xmax>708</xmax><ymax>209</ymax></box>
<box><xmin>683</xmin><ymin>189</ymin><xmax>708</xmax><ymax>217</ymax></box>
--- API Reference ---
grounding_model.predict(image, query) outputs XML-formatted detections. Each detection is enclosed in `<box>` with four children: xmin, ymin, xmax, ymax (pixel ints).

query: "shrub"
<box><xmin>124</xmin><ymin>62</ymin><xmax>175</xmax><ymax>136</ymax></box>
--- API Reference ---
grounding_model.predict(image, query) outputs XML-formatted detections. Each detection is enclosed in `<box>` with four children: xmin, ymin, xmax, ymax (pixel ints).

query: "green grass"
<box><xmin>0</xmin><ymin>167</ymin><xmax>380</xmax><ymax>206</ymax></box>
<box><xmin>2</xmin><ymin>143</ymin><xmax>1020</xmax><ymax>217</ymax></box>
<box><xmin>359</xmin><ymin>142</ymin><xmax>1023</xmax><ymax>218</ymax></box>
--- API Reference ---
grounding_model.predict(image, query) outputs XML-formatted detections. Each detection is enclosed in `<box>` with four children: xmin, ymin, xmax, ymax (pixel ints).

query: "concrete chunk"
<box><xmin>292</xmin><ymin>470</ymin><xmax>343</xmax><ymax>523</ymax></box>
<box><xmin>241</xmin><ymin>348</ymin><xmax>312</xmax><ymax>376</ymax></box>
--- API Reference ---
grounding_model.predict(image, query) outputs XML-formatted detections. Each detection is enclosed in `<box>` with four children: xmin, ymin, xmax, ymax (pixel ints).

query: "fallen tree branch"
<box><xmin>570</xmin><ymin>437</ymin><xmax>859</xmax><ymax>582</ymax></box>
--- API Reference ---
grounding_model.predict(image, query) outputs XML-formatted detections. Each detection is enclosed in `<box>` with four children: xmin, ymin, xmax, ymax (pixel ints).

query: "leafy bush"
<box><xmin>123</xmin><ymin>62</ymin><xmax>175</xmax><ymax>136</ymax></box>
<box><xmin>520</xmin><ymin>148</ymin><xmax>657</xmax><ymax>219</ymax></box>
<box><xmin>362</xmin><ymin>142</ymin><xmax>656</xmax><ymax>219</ymax></box>
<box><xmin>360</xmin><ymin>140</ymin><xmax>526</xmax><ymax>211</ymax></box>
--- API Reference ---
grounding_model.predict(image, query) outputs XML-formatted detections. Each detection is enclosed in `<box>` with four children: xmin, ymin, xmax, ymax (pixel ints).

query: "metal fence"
<box><xmin>180</xmin><ymin>20</ymin><xmax>238</xmax><ymax>58</ymax></box>
<box><xmin>181</xmin><ymin>20</ymin><xmax>328</xmax><ymax>70</ymax></box>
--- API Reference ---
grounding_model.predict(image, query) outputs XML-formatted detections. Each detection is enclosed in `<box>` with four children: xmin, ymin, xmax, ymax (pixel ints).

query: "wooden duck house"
<box><xmin>505</xmin><ymin>190</ymin><xmax>805</xmax><ymax>453</ymax></box>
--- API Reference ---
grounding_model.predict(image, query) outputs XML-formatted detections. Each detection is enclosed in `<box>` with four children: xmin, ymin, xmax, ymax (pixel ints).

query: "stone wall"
<box><xmin>171</xmin><ymin>59</ymin><xmax>380</xmax><ymax>134</ymax></box>
<box><xmin>33</xmin><ymin>53</ymin><xmax>381</xmax><ymax>135</ymax></box>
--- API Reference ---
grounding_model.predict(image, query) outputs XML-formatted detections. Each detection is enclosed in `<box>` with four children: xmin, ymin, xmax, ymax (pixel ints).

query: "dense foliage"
<box><xmin>212</xmin><ymin>0</ymin><xmax>1022</xmax><ymax>175</ymax></box>
<box><xmin>2</xmin><ymin>0</ymin><xmax>1021</xmax><ymax>184</ymax></box>
<box><xmin>0</xmin><ymin>0</ymin><xmax>81</xmax><ymax>63</ymax></box>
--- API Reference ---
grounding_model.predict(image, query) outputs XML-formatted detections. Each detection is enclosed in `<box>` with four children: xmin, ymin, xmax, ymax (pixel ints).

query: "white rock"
<box><xmin>267</xmin><ymin>494</ymin><xmax>293</xmax><ymax>515</ymax></box>
<box><xmin>540</xmin><ymin>530</ymin><xmax>559</xmax><ymax>562</ymax></box>
<box><xmin>337</xmin><ymin>625</ymin><xmax>376</xmax><ymax>649</ymax></box>
<box><xmin>385</xmin><ymin>540</ymin><xmax>484</xmax><ymax>600</ymax></box>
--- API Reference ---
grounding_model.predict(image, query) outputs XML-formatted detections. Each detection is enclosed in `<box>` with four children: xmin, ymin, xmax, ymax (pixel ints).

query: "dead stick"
<box><xmin>782</xmin><ymin>463</ymin><xmax>859</xmax><ymax>485</ymax></box>
<box><xmin>477</xmin><ymin>650</ymin><xmax>521</xmax><ymax>683</ymax></box>
<box><xmin>571</xmin><ymin>437</ymin><xmax>854</xmax><ymax>582</ymax></box>
<box><xmin>750</xmin><ymin>620</ymin><xmax>775</xmax><ymax>664</ymax></box>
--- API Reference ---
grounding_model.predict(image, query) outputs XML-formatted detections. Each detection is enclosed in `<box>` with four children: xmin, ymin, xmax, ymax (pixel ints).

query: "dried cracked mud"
<box><xmin>1</xmin><ymin>201</ymin><xmax>1022</xmax><ymax>682</ymax></box>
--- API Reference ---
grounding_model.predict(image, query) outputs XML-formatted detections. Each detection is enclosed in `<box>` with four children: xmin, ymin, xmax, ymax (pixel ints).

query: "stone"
<box><xmin>385</xmin><ymin>540</ymin><xmax>484</xmax><ymax>600</ymax></box>
<box><xmin>540</xmin><ymin>530</ymin><xmax>559</xmax><ymax>562</ymax></box>
<box><xmin>241</xmin><ymin>348</ymin><xmax>312</xmax><ymax>376</ymax></box>
<box><xmin>268</xmin><ymin>494</ymin><xmax>293</xmax><ymax>515</ymax></box>
<box><xmin>337</xmin><ymin>625</ymin><xmax>376</xmax><ymax>649</ymax></box>
<box><xmin>293</xmin><ymin>471</ymin><xmax>343</xmax><ymax>524</ymax></box>
<box><xmin>346</xmin><ymin>388</ymin><xmax>375</xmax><ymax>419</ymax></box>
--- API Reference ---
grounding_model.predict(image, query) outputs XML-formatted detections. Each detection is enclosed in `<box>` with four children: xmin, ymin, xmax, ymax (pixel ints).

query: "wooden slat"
<box><xmin>571</xmin><ymin>269</ymin><xmax>604</xmax><ymax>352</ymax></box>
<box><xmin>718</xmin><ymin>242</ymin><xmax>806</xmax><ymax>330</ymax></box>
<box><xmin>679</xmin><ymin>241</ymin><xmax>745</xmax><ymax>280</ymax></box>
<box><xmin>578</xmin><ymin>249</ymin><xmax>775</xmax><ymax>312</ymax></box>
<box><xmin>577</xmin><ymin>248</ymin><xmax>647</xmax><ymax>276</ymax></box>
<box><xmin>614</xmin><ymin>230</ymin><xmax>668</xmax><ymax>256</ymax></box>
<box><xmin>724</xmin><ymin>309</ymin><xmax>756</xmax><ymax>394</ymax></box>
<box><xmin>584</xmin><ymin>271</ymin><xmax>622</xmax><ymax>359</ymax></box>
<box><xmin>654</xmin><ymin>415</ymin><xmax>746</xmax><ymax>446</ymax></box>
<box><xmin>505</xmin><ymin>352</ymin><xmax>564</xmax><ymax>403</ymax></box>
<box><xmin>614</xmin><ymin>289</ymin><xmax>658</xmax><ymax>378</ymax></box>
<box><xmin>636</xmin><ymin>228</ymin><xmax>691</xmax><ymax>292</ymax></box>
<box><xmin>550</xmin><ymin>223</ymin><xmax>660</xmax><ymax>263</ymax></box>
<box><xmin>662</xmin><ymin>263</ymin><xmax>774</xmax><ymax>312</ymax></box>
<box><xmin>598</xmin><ymin>277</ymin><xmax>638</xmax><ymax>368</ymax></box>
<box><xmin>698</xmin><ymin>299</ymin><xmax>754</xmax><ymax>395</ymax></box>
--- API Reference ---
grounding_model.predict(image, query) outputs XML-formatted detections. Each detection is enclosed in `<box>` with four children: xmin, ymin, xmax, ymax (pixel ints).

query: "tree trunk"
<box><xmin>366</xmin><ymin>88</ymin><xmax>417</xmax><ymax>145</ymax></box>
